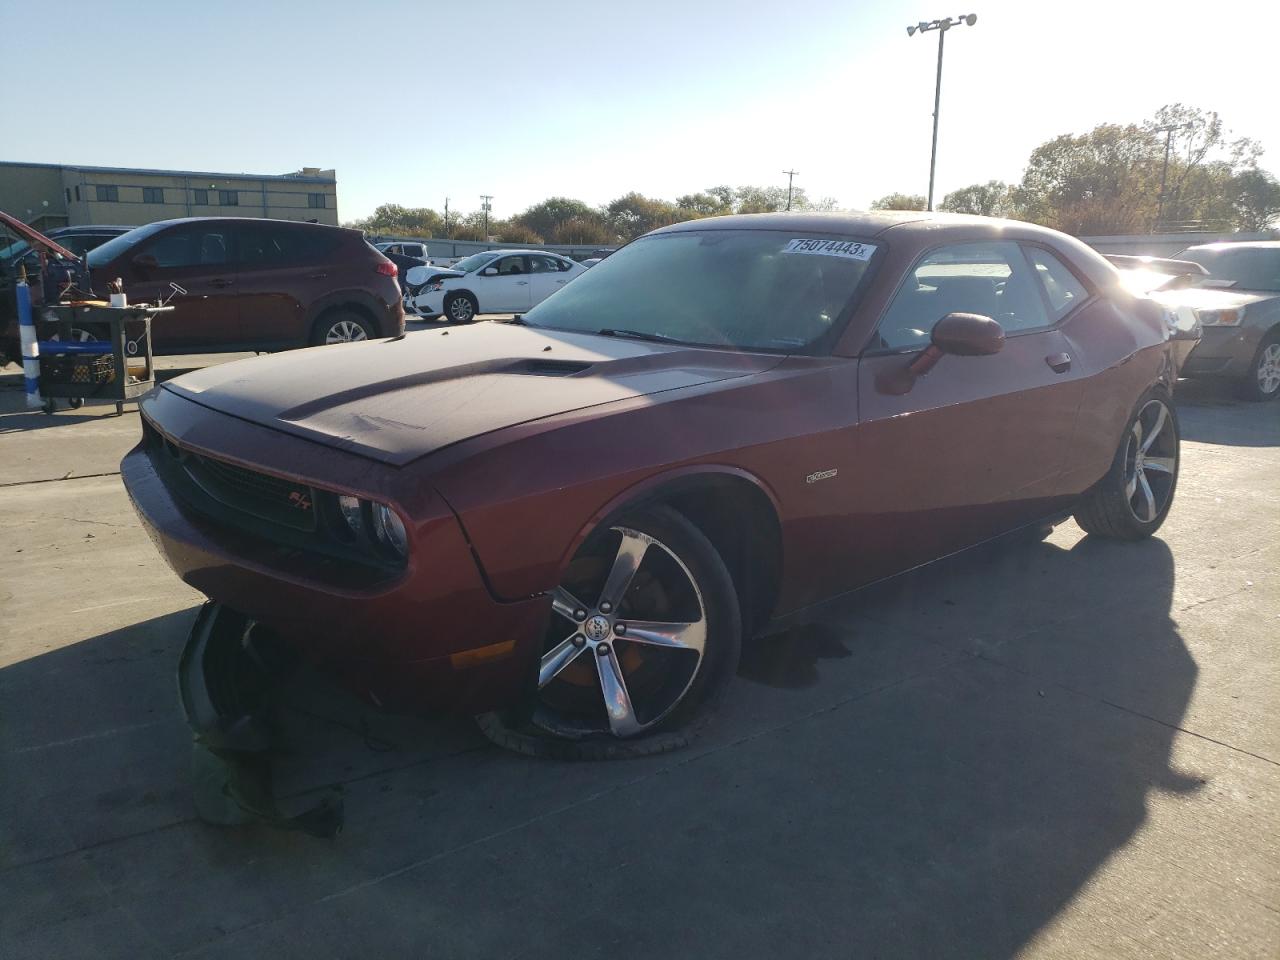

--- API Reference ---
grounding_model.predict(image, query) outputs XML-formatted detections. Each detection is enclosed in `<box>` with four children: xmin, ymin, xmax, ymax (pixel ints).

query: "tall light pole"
<box><xmin>480</xmin><ymin>194</ymin><xmax>493</xmax><ymax>238</ymax></box>
<box><xmin>1153</xmin><ymin>123</ymin><xmax>1189</xmax><ymax>231</ymax></box>
<box><xmin>444</xmin><ymin>197</ymin><xmax>451</xmax><ymax>238</ymax></box>
<box><xmin>906</xmin><ymin>14</ymin><xmax>977</xmax><ymax>212</ymax></box>
<box><xmin>783</xmin><ymin>169</ymin><xmax>799</xmax><ymax>210</ymax></box>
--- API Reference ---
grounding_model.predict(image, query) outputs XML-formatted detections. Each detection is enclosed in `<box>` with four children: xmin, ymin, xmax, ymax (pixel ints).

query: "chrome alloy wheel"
<box><xmin>1123</xmin><ymin>399</ymin><xmax>1177</xmax><ymax>523</ymax></box>
<box><xmin>537</xmin><ymin>526</ymin><xmax>707</xmax><ymax>738</ymax></box>
<box><xmin>325</xmin><ymin>319</ymin><xmax>368</xmax><ymax>344</ymax></box>
<box><xmin>1256</xmin><ymin>342</ymin><xmax>1280</xmax><ymax>396</ymax></box>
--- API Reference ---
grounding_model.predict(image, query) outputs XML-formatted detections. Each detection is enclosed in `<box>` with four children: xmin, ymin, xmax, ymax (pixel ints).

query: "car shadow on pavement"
<box><xmin>1</xmin><ymin>525</ymin><xmax>1199</xmax><ymax>958</ymax></box>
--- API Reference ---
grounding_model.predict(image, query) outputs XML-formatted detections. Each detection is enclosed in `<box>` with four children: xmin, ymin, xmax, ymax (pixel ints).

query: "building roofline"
<box><xmin>0</xmin><ymin>160</ymin><xmax>335</xmax><ymax>185</ymax></box>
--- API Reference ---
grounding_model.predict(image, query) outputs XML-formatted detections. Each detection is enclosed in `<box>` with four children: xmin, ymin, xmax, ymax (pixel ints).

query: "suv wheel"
<box><xmin>477</xmin><ymin>505</ymin><xmax>742</xmax><ymax>759</ymax></box>
<box><xmin>1237</xmin><ymin>331</ymin><xmax>1280</xmax><ymax>402</ymax></box>
<box><xmin>445</xmin><ymin>292</ymin><xmax>478</xmax><ymax>324</ymax></box>
<box><xmin>312</xmin><ymin>311</ymin><xmax>373</xmax><ymax>346</ymax></box>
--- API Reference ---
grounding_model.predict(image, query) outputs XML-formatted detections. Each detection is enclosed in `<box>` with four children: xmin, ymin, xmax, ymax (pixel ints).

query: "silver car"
<box><xmin>1173</xmin><ymin>241</ymin><xmax>1280</xmax><ymax>401</ymax></box>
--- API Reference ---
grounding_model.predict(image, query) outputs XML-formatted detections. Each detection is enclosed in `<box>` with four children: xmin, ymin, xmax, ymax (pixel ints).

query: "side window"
<box><xmin>528</xmin><ymin>255</ymin><xmax>561</xmax><ymax>273</ymax></box>
<box><xmin>238</xmin><ymin>226</ymin><xmax>336</xmax><ymax>265</ymax></box>
<box><xmin>876</xmin><ymin>241</ymin><xmax>1050</xmax><ymax>350</ymax></box>
<box><xmin>495</xmin><ymin>256</ymin><xmax>525</xmax><ymax>275</ymax></box>
<box><xmin>1025</xmin><ymin>246</ymin><xmax>1088</xmax><ymax>318</ymax></box>
<box><xmin>143</xmin><ymin>227</ymin><xmax>231</xmax><ymax>268</ymax></box>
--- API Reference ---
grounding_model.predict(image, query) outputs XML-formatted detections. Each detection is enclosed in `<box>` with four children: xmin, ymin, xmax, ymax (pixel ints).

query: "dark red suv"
<box><xmin>85</xmin><ymin>217</ymin><xmax>404</xmax><ymax>352</ymax></box>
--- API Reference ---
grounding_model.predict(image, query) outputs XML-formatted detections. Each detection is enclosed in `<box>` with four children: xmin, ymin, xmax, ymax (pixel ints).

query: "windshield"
<box><xmin>86</xmin><ymin>222</ymin><xmax>170</xmax><ymax>268</ymax></box>
<box><xmin>1179</xmin><ymin>246</ymin><xmax>1280</xmax><ymax>293</ymax></box>
<box><xmin>523</xmin><ymin>229</ymin><xmax>878</xmax><ymax>352</ymax></box>
<box><xmin>454</xmin><ymin>252</ymin><xmax>500</xmax><ymax>273</ymax></box>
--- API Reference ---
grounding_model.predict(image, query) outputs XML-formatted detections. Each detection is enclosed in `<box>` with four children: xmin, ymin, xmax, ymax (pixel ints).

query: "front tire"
<box><xmin>444</xmin><ymin>292</ymin><xmax>478</xmax><ymax>324</ymax></box>
<box><xmin>1073</xmin><ymin>390</ymin><xmax>1180</xmax><ymax>540</ymax></box>
<box><xmin>478</xmin><ymin>504</ymin><xmax>741</xmax><ymax>760</ymax></box>
<box><xmin>1237</xmin><ymin>331</ymin><xmax>1280</xmax><ymax>402</ymax></box>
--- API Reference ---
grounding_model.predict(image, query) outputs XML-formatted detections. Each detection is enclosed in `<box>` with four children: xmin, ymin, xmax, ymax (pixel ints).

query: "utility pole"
<box><xmin>444</xmin><ymin>197</ymin><xmax>451</xmax><ymax>238</ymax></box>
<box><xmin>1153</xmin><ymin>123</ymin><xmax>1188</xmax><ymax>232</ymax></box>
<box><xmin>480</xmin><ymin>195</ymin><xmax>493</xmax><ymax>238</ymax></box>
<box><xmin>906</xmin><ymin>14</ymin><xmax>978</xmax><ymax>211</ymax></box>
<box><xmin>783</xmin><ymin>170</ymin><xmax>799</xmax><ymax>211</ymax></box>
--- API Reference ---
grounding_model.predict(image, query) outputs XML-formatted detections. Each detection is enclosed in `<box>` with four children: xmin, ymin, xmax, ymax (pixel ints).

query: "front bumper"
<box><xmin>123</xmin><ymin>394</ymin><xmax>550</xmax><ymax>714</ymax></box>
<box><xmin>1183</xmin><ymin>324</ymin><xmax>1264</xmax><ymax>378</ymax></box>
<box><xmin>410</xmin><ymin>290</ymin><xmax>445</xmax><ymax>317</ymax></box>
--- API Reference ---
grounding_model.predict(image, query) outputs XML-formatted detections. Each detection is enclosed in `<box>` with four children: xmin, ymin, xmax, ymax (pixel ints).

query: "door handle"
<box><xmin>1045</xmin><ymin>352</ymin><xmax>1072</xmax><ymax>373</ymax></box>
<box><xmin>516</xmin><ymin>280</ymin><xmax>529</xmax><ymax>285</ymax></box>
<box><xmin>555</xmin><ymin>279</ymin><xmax>567</xmax><ymax>284</ymax></box>
<box><xmin>209</xmin><ymin>278</ymin><xmax>234</xmax><ymax>288</ymax></box>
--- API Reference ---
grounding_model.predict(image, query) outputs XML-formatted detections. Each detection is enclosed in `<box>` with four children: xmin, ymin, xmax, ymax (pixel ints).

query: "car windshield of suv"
<box><xmin>523</xmin><ymin>229</ymin><xmax>878</xmax><ymax>352</ymax></box>
<box><xmin>86</xmin><ymin>222</ymin><xmax>170</xmax><ymax>269</ymax></box>
<box><xmin>1180</xmin><ymin>246</ymin><xmax>1280</xmax><ymax>292</ymax></box>
<box><xmin>455</xmin><ymin>252</ymin><xmax>500</xmax><ymax>273</ymax></box>
<box><xmin>0</xmin><ymin>237</ymin><xmax>32</xmax><ymax>262</ymax></box>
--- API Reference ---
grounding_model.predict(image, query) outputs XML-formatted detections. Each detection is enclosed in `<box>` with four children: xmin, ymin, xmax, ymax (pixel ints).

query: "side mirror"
<box><xmin>131</xmin><ymin>253</ymin><xmax>159</xmax><ymax>272</ymax></box>
<box><xmin>875</xmin><ymin>313</ymin><xmax>1005</xmax><ymax>396</ymax></box>
<box><xmin>480</xmin><ymin>266</ymin><xmax>498</xmax><ymax>276</ymax></box>
<box><xmin>404</xmin><ymin>265</ymin><xmax>429</xmax><ymax>287</ymax></box>
<box><xmin>931</xmin><ymin>312</ymin><xmax>1005</xmax><ymax>356</ymax></box>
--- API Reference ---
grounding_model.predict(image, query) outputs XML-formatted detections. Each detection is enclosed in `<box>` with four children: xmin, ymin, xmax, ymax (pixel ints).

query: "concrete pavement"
<box><xmin>1</xmin><ymin>355</ymin><xmax>1277</xmax><ymax>959</ymax></box>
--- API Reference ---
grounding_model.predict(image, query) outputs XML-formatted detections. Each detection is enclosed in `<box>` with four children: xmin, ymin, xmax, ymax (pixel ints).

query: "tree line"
<box><xmin>346</xmin><ymin>104</ymin><xmax>1279</xmax><ymax>245</ymax></box>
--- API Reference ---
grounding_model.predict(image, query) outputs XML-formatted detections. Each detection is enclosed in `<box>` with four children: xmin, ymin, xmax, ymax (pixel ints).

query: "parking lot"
<box><xmin>1</xmin><ymin>338</ymin><xmax>1277</xmax><ymax>959</ymax></box>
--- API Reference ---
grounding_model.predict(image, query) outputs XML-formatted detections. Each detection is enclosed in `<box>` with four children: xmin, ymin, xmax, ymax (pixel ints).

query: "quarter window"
<box><xmin>875</xmin><ymin>241</ymin><xmax>1051</xmax><ymax>350</ymax></box>
<box><xmin>1026</xmin><ymin>246</ymin><xmax>1088</xmax><ymax>318</ymax></box>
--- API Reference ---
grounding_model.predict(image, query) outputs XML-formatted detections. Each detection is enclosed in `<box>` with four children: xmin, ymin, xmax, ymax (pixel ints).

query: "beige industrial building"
<box><xmin>0</xmin><ymin>161</ymin><xmax>338</xmax><ymax>231</ymax></box>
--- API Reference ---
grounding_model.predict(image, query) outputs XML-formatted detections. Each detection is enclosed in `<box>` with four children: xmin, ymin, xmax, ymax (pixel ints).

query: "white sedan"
<box><xmin>406</xmin><ymin>249</ymin><xmax>585</xmax><ymax>322</ymax></box>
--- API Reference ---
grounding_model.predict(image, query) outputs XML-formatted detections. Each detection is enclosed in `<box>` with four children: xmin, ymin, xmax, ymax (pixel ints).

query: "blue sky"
<box><xmin>4</xmin><ymin>0</ymin><xmax>1273</xmax><ymax>223</ymax></box>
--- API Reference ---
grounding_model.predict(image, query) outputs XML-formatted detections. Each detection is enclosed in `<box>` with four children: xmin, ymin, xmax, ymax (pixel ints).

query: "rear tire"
<box><xmin>1073</xmin><ymin>389</ymin><xmax>1180</xmax><ymax>540</ymax></box>
<box><xmin>478</xmin><ymin>504</ymin><xmax>741</xmax><ymax>760</ymax></box>
<box><xmin>444</xmin><ymin>292</ymin><xmax>478</xmax><ymax>324</ymax></box>
<box><xmin>1236</xmin><ymin>331</ymin><xmax>1280</xmax><ymax>402</ymax></box>
<box><xmin>310</xmin><ymin>310</ymin><xmax>373</xmax><ymax>346</ymax></box>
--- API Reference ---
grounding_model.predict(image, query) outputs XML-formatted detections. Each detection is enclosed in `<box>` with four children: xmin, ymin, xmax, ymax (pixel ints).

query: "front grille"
<box><xmin>183</xmin><ymin>453</ymin><xmax>318</xmax><ymax>532</ymax></box>
<box><xmin>142</xmin><ymin>419</ymin><xmax>404</xmax><ymax>581</ymax></box>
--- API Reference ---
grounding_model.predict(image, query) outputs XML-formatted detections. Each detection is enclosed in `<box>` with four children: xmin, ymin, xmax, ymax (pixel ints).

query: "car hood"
<box><xmin>161</xmin><ymin>324</ymin><xmax>782</xmax><ymax>465</ymax></box>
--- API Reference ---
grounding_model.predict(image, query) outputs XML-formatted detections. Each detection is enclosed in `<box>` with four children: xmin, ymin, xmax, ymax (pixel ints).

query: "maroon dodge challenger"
<box><xmin>124</xmin><ymin>212</ymin><xmax>1185</xmax><ymax>762</ymax></box>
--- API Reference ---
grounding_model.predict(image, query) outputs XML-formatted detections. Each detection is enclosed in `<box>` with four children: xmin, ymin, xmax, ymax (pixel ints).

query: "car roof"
<box><xmin>122</xmin><ymin>216</ymin><xmax>353</xmax><ymax>233</ymax></box>
<box><xmin>49</xmin><ymin>224</ymin><xmax>131</xmax><ymax>234</ymax></box>
<box><xmin>650</xmin><ymin>209</ymin><xmax>1081</xmax><ymax>242</ymax></box>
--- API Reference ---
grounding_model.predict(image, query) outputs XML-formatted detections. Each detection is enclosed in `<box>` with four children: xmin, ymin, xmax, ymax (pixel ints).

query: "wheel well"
<box><xmin>656</xmin><ymin>476</ymin><xmax>782</xmax><ymax>636</ymax></box>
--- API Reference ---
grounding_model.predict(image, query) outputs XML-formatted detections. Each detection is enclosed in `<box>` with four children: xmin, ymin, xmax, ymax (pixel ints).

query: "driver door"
<box><xmin>849</xmin><ymin>241</ymin><xmax>1085</xmax><ymax>582</ymax></box>
<box><xmin>478</xmin><ymin>255</ymin><xmax>532</xmax><ymax>313</ymax></box>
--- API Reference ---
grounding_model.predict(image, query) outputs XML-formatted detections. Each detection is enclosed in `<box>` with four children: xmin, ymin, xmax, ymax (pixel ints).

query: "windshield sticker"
<box><xmin>783</xmin><ymin>239</ymin><xmax>876</xmax><ymax>261</ymax></box>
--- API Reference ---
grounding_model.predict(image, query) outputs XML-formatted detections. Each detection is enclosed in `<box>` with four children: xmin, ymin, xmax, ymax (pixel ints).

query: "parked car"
<box><xmin>83</xmin><ymin>217</ymin><xmax>404</xmax><ymax>352</ymax></box>
<box><xmin>407</xmin><ymin>249</ymin><xmax>586</xmax><ymax>322</ymax></box>
<box><xmin>0</xmin><ymin>225</ymin><xmax>130</xmax><ymax>361</ymax></box>
<box><xmin>124</xmin><ymin>211</ymin><xmax>1186</xmax><ymax>763</ymax></box>
<box><xmin>375</xmin><ymin>241</ymin><xmax>430</xmax><ymax>262</ymax></box>
<box><xmin>1170</xmin><ymin>241</ymin><xmax>1280</xmax><ymax>401</ymax></box>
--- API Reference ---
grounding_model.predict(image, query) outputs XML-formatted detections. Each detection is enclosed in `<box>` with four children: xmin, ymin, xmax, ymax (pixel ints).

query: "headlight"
<box><xmin>333</xmin><ymin>494</ymin><xmax>408</xmax><ymax>559</ymax></box>
<box><xmin>1196</xmin><ymin>306</ymin><xmax>1244</xmax><ymax>326</ymax></box>
<box><xmin>427</xmin><ymin>280</ymin><xmax>445</xmax><ymax>292</ymax></box>
<box><xmin>371</xmin><ymin>503</ymin><xmax>408</xmax><ymax>557</ymax></box>
<box><xmin>337</xmin><ymin>495</ymin><xmax>364</xmax><ymax>536</ymax></box>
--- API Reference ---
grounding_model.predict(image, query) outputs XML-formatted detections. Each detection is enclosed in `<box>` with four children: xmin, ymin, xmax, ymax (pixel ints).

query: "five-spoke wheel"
<box><xmin>478</xmin><ymin>505</ymin><xmax>740</xmax><ymax>758</ymax></box>
<box><xmin>1075</xmin><ymin>390</ymin><xmax>1180</xmax><ymax>540</ymax></box>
